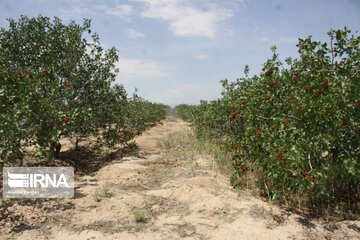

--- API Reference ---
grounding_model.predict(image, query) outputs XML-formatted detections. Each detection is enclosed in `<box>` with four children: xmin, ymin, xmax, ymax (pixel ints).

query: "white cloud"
<box><xmin>98</xmin><ymin>4</ymin><xmax>132</xmax><ymax>17</ymax></box>
<box><xmin>160</xmin><ymin>84</ymin><xmax>207</xmax><ymax>98</ymax></box>
<box><xmin>59</xmin><ymin>7</ymin><xmax>91</xmax><ymax>15</ymax></box>
<box><xmin>257</xmin><ymin>35</ymin><xmax>298</xmax><ymax>45</ymax></box>
<box><xmin>137</xmin><ymin>0</ymin><xmax>233</xmax><ymax>38</ymax></box>
<box><xmin>277</xmin><ymin>36</ymin><xmax>298</xmax><ymax>44</ymax></box>
<box><xmin>117</xmin><ymin>56</ymin><xmax>171</xmax><ymax>78</ymax></box>
<box><xmin>126</xmin><ymin>28</ymin><xmax>145</xmax><ymax>39</ymax></box>
<box><xmin>257</xmin><ymin>36</ymin><xmax>271</xmax><ymax>43</ymax></box>
<box><xmin>195</xmin><ymin>53</ymin><xmax>209</xmax><ymax>60</ymax></box>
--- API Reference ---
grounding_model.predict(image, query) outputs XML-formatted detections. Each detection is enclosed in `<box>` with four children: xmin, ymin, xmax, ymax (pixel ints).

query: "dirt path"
<box><xmin>4</xmin><ymin>118</ymin><xmax>360</xmax><ymax>240</ymax></box>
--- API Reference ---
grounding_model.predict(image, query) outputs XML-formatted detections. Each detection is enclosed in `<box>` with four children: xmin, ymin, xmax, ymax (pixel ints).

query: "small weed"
<box><xmin>133</xmin><ymin>208</ymin><xmax>148</xmax><ymax>223</ymax></box>
<box><xmin>92</xmin><ymin>185</ymin><xmax>111</xmax><ymax>202</ymax></box>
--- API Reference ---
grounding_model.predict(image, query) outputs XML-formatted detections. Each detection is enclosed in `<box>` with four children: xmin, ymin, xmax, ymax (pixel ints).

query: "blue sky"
<box><xmin>1</xmin><ymin>0</ymin><xmax>359</xmax><ymax>106</ymax></box>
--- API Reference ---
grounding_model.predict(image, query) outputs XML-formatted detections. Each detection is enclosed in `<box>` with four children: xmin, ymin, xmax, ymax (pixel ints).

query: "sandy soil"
<box><xmin>1</xmin><ymin>118</ymin><xmax>360</xmax><ymax>240</ymax></box>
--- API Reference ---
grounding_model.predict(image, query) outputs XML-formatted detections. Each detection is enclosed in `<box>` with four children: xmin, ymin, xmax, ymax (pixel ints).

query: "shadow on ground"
<box><xmin>24</xmin><ymin>142</ymin><xmax>140</xmax><ymax>176</ymax></box>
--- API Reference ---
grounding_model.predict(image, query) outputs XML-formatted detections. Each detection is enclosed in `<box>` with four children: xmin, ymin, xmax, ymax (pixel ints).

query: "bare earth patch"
<box><xmin>1</xmin><ymin>118</ymin><xmax>360</xmax><ymax>240</ymax></box>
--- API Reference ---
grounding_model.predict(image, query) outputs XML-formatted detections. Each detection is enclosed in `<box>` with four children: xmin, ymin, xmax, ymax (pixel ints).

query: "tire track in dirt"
<box><xmin>7</xmin><ymin>118</ymin><xmax>360</xmax><ymax>240</ymax></box>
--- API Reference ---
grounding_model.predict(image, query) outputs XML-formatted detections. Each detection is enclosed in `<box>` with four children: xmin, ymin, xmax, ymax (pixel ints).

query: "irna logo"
<box><xmin>3</xmin><ymin>167</ymin><xmax>74</xmax><ymax>198</ymax></box>
<box><xmin>7</xmin><ymin>172</ymin><xmax>69</xmax><ymax>188</ymax></box>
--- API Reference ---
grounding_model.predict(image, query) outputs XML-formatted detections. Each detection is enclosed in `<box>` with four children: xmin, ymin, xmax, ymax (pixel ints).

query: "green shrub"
<box><xmin>179</xmin><ymin>29</ymin><xmax>360</xmax><ymax>217</ymax></box>
<box><xmin>0</xmin><ymin>16</ymin><xmax>168</xmax><ymax>164</ymax></box>
<box><xmin>133</xmin><ymin>208</ymin><xmax>148</xmax><ymax>223</ymax></box>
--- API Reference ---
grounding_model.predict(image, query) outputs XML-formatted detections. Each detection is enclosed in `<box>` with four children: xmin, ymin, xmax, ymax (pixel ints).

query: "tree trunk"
<box><xmin>51</xmin><ymin>141</ymin><xmax>62</xmax><ymax>158</ymax></box>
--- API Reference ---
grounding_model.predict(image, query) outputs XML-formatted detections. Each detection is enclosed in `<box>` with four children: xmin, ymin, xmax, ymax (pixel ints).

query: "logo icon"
<box><xmin>7</xmin><ymin>172</ymin><xmax>30</xmax><ymax>188</ymax></box>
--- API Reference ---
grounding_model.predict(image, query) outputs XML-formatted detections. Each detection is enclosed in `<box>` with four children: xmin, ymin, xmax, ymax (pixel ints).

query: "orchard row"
<box><xmin>177</xmin><ymin>29</ymin><xmax>359</xmax><ymax>217</ymax></box>
<box><xmin>0</xmin><ymin>16</ymin><xmax>167</xmax><ymax>164</ymax></box>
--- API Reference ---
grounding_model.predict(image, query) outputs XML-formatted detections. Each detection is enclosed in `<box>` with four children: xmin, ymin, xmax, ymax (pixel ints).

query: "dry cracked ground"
<box><xmin>1</xmin><ymin>118</ymin><xmax>360</xmax><ymax>240</ymax></box>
